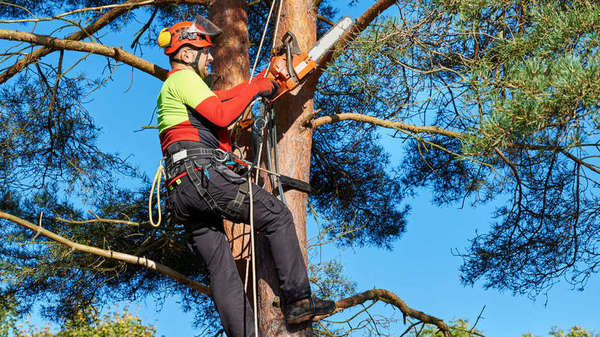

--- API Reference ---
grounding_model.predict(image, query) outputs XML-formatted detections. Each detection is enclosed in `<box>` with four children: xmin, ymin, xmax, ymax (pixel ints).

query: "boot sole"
<box><xmin>286</xmin><ymin>312</ymin><xmax>314</xmax><ymax>325</ymax></box>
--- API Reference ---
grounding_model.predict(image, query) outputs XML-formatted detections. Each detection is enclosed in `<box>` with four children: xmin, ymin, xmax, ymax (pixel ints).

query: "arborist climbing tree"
<box><xmin>155</xmin><ymin>15</ymin><xmax>335</xmax><ymax>337</ymax></box>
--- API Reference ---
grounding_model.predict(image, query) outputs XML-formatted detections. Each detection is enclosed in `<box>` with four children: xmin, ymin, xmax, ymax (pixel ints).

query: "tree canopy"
<box><xmin>1</xmin><ymin>0</ymin><xmax>599</xmax><ymax>336</ymax></box>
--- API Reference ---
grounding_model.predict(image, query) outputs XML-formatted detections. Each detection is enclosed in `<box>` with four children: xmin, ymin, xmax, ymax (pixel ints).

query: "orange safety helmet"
<box><xmin>158</xmin><ymin>15</ymin><xmax>222</xmax><ymax>55</ymax></box>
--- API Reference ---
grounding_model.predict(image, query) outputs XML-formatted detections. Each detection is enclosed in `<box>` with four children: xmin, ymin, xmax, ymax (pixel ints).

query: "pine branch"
<box><xmin>0</xmin><ymin>210</ymin><xmax>210</xmax><ymax>296</ymax></box>
<box><xmin>314</xmin><ymin>288</ymin><xmax>451</xmax><ymax>337</ymax></box>
<box><xmin>306</xmin><ymin>113</ymin><xmax>600</xmax><ymax>178</ymax></box>
<box><xmin>305</xmin><ymin>112</ymin><xmax>466</xmax><ymax>139</ymax></box>
<box><xmin>0</xmin><ymin>0</ymin><xmax>163</xmax><ymax>24</ymax></box>
<box><xmin>0</xmin><ymin>0</ymin><xmax>210</xmax><ymax>84</ymax></box>
<box><xmin>314</xmin><ymin>0</ymin><xmax>398</xmax><ymax>82</ymax></box>
<box><xmin>0</xmin><ymin>29</ymin><xmax>168</xmax><ymax>80</ymax></box>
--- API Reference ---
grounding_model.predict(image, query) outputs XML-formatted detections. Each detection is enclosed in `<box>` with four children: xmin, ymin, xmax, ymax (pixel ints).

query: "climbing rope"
<box><xmin>248</xmin><ymin>174</ymin><xmax>259</xmax><ymax>336</ymax></box>
<box><xmin>244</xmin><ymin>1</ymin><xmax>285</xmax><ymax>336</ymax></box>
<box><xmin>148</xmin><ymin>159</ymin><xmax>166</xmax><ymax>227</ymax></box>
<box><xmin>249</xmin><ymin>0</ymin><xmax>284</xmax><ymax>81</ymax></box>
<box><xmin>249</xmin><ymin>0</ymin><xmax>277</xmax><ymax>81</ymax></box>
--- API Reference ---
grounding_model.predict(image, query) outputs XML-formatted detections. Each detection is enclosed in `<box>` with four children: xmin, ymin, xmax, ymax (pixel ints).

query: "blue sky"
<box><xmin>85</xmin><ymin>20</ymin><xmax>598</xmax><ymax>337</ymax></box>
<box><xmin>3</xmin><ymin>1</ymin><xmax>600</xmax><ymax>336</ymax></box>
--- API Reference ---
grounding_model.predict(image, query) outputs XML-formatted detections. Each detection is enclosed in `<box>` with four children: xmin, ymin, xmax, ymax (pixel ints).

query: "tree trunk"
<box><xmin>210</xmin><ymin>1</ymin><xmax>316</xmax><ymax>336</ymax></box>
<box><xmin>209</xmin><ymin>1</ymin><xmax>250</xmax><ymax>88</ymax></box>
<box><xmin>209</xmin><ymin>0</ymin><xmax>255</xmax><ymax>314</ymax></box>
<box><xmin>209</xmin><ymin>0</ymin><xmax>253</xmax><ymax>260</ymax></box>
<box><xmin>256</xmin><ymin>1</ymin><xmax>317</xmax><ymax>336</ymax></box>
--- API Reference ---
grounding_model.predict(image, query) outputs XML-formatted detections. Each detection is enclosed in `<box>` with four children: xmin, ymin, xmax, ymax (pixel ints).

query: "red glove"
<box><xmin>253</xmin><ymin>77</ymin><xmax>278</xmax><ymax>99</ymax></box>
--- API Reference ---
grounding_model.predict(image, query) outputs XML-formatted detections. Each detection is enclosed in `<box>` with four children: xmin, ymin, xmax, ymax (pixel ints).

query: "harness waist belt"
<box><xmin>164</xmin><ymin>147</ymin><xmax>221</xmax><ymax>169</ymax></box>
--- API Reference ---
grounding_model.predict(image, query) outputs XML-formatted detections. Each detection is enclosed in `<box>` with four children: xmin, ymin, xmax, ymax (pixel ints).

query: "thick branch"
<box><xmin>315</xmin><ymin>288</ymin><xmax>451</xmax><ymax>337</ymax></box>
<box><xmin>314</xmin><ymin>0</ymin><xmax>397</xmax><ymax>81</ymax></box>
<box><xmin>306</xmin><ymin>112</ymin><xmax>466</xmax><ymax>139</ymax></box>
<box><xmin>0</xmin><ymin>210</ymin><xmax>210</xmax><ymax>296</ymax></box>
<box><xmin>0</xmin><ymin>29</ymin><xmax>168</xmax><ymax>80</ymax></box>
<box><xmin>0</xmin><ymin>0</ymin><xmax>209</xmax><ymax>84</ymax></box>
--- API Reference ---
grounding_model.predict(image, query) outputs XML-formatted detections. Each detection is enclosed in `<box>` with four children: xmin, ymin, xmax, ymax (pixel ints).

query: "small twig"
<box><xmin>47</xmin><ymin>49</ymin><xmax>64</xmax><ymax>112</ymax></box>
<box><xmin>55</xmin><ymin>216</ymin><xmax>140</xmax><ymax>226</ymax></box>
<box><xmin>400</xmin><ymin>321</ymin><xmax>422</xmax><ymax>337</ymax></box>
<box><xmin>130</xmin><ymin>6</ymin><xmax>158</xmax><ymax>49</ymax></box>
<box><xmin>470</xmin><ymin>305</ymin><xmax>486</xmax><ymax>333</ymax></box>
<box><xmin>32</xmin><ymin>211</ymin><xmax>43</xmax><ymax>242</ymax></box>
<box><xmin>317</xmin><ymin>14</ymin><xmax>335</xmax><ymax>26</ymax></box>
<box><xmin>0</xmin><ymin>1</ymin><xmax>155</xmax><ymax>23</ymax></box>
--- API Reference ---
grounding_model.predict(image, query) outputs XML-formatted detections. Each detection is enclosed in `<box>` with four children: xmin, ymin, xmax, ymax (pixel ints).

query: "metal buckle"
<box><xmin>213</xmin><ymin>149</ymin><xmax>229</xmax><ymax>163</ymax></box>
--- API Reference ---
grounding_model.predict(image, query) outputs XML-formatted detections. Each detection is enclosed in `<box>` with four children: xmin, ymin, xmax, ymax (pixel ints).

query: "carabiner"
<box><xmin>213</xmin><ymin>149</ymin><xmax>229</xmax><ymax>163</ymax></box>
<box><xmin>254</xmin><ymin>117</ymin><xmax>267</xmax><ymax>134</ymax></box>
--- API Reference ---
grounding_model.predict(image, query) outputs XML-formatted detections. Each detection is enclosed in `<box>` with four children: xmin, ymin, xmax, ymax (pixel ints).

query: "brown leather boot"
<box><xmin>284</xmin><ymin>296</ymin><xmax>336</xmax><ymax>325</ymax></box>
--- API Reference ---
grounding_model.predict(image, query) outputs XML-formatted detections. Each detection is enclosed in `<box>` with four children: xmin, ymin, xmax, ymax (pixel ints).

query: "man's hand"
<box><xmin>253</xmin><ymin>77</ymin><xmax>279</xmax><ymax>99</ymax></box>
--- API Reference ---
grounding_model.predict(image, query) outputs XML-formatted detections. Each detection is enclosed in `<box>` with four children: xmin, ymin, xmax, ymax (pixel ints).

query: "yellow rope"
<box><xmin>149</xmin><ymin>160</ymin><xmax>165</xmax><ymax>227</ymax></box>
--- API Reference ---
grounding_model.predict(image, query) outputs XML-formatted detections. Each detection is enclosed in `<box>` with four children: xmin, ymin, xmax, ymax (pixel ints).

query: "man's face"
<box><xmin>180</xmin><ymin>47</ymin><xmax>213</xmax><ymax>79</ymax></box>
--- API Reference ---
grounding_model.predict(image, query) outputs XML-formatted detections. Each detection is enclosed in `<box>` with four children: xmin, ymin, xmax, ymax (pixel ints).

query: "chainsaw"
<box><xmin>265</xmin><ymin>16</ymin><xmax>353</xmax><ymax>102</ymax></box>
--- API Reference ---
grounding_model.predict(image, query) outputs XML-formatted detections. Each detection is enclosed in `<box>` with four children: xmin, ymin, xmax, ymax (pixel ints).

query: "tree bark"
<box><xmin>209</xmin><ymin>0</ymin><xmax>253</xmax><ymax>261</ymax></box>
<box><xmin>256</xmin><ymin>1</ymin><xmax>316</xmax><ymax>336</ymax></box>
<box><xmin>210</xmin><ymin>2</ymin><xmax>317</xmax><ymax>336</ymax></box>
<box><xmin>208</xmin><ymin>0</ymin><xmax>257</xmax><ymax>324</ymax></box>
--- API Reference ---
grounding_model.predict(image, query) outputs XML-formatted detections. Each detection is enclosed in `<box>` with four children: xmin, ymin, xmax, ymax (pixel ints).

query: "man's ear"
<box><xmin>177</xmin><ymin>47</ymin><xmax>189</xmax><ymax>62</ymax></box>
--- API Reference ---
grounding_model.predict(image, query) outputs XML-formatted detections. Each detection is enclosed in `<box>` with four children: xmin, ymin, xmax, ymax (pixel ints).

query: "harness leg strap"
<box><xmin>184</xmin><ymin>159</ymin><xmax>221</xmax><ymax>213</ymax></box>
<box><xmin>226</xmin><ymin>178</ymin><xmax>250</xmax><ymax>220</ymax></box>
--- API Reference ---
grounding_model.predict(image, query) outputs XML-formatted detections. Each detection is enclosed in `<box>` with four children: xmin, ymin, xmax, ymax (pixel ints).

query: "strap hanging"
<box><xmin>149</xmin><ymin>160</ymin><xmax>166</xmax><ymax>227</ymax></box>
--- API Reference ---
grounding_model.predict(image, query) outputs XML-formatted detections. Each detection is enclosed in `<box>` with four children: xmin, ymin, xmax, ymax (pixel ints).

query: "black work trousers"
<box><xmin>168</xmin><ymin>159</ymin><xmax>312</xmax><ymax>337</ymax></box>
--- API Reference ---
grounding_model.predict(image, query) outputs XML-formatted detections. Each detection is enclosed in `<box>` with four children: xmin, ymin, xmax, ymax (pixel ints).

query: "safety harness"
<box><xmin>164</xmin><ymin>146</ymin><xmax>251</xmax><ymax>221</ymax></box>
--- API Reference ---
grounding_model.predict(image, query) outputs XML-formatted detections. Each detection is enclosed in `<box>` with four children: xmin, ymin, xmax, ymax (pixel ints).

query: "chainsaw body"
<box><xmin>265</xmin><ymin>17</ymin><xmax>353</xmax><ymax>102</ymax></box>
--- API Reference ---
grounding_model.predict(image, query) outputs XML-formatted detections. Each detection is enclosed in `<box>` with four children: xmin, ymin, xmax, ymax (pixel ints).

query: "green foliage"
<box><xmin>523</xmin><ymin>326</ymin><xmax>600</xmax><ymax>337</ymax></box>
<box><xmin>0</xmin><ymin>303</ymin><xmax>156</xmax><ymax>337</ymax></box>
<box><xmin>464</xmin><ymin>1</ymin><xmax>600</xmax><ymax>153</ymax></box>
<box><xmin>0</xmin><ymin>299</ymin><xmax>19</xmax><ymax>337</ymax></box>
<box><xmin>0</xmin><ymin>1</ymin><xmax>359</xmax><ymax>333</ymax></box>
<box><xmin>323</xmin><ymin>0</ymin><xmax>600</xmax><ymax>297</ymax></box>
<box><xmin>309</xmin><ymin>258</ymin><xmax>356</xmax><ymax>300</ymax></box>
<box><xmin>409</xmin><ymin>318</ymin><xmax>483</xmax><ymax>336</ymax></box>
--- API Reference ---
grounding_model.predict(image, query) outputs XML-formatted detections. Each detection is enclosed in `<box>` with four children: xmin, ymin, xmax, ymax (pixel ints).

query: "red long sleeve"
<box><xmin>194</xmin><ymin>74</ymin><xmax>273</xmax><ymax>128</ymax></box>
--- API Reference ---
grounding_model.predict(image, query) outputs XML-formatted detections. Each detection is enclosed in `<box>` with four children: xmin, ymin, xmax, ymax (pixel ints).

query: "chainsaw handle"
<box><xmin>265</xmin><ymin>55</ymin><xmax>293</xmax><ymax>101</ymax></box>
<box><xmin>285</xmin><ymin>40</ymin><xmax>300</xmax><ymax>86</ymax></box>
<box><xmin>281</xmin><ymin>32</ymin><xmax>301</xmax><ymax>55</ymax></box>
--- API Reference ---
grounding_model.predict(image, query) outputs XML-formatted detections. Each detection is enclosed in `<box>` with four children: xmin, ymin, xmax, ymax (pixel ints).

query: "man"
<box><xmin>156</xmin><ymin>16</ymin><xmax>335</xmax><ymax>337</ymax></box>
